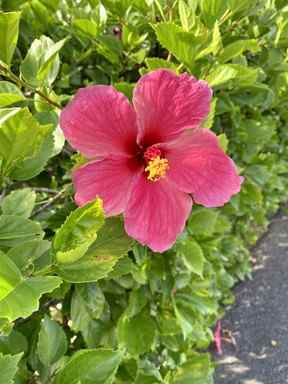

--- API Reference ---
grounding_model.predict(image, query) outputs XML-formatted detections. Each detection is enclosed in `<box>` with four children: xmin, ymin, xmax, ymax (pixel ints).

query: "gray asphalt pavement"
<box><xmin>214</xmin><ymin>210</ymin><xmax>288</xmax><ymax>384</ymax></box>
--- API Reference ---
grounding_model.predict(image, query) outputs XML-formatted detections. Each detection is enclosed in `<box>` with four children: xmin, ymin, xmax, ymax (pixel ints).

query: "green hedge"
<box><xmin>0</xmin><ymin>0</ymin><xmax>288</xmax><ymax>383</ymax></box>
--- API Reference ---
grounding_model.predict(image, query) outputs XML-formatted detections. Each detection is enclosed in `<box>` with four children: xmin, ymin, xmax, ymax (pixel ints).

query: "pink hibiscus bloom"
<box><xmin>60</xmin><ymin>69</ymin><xmax>242</xmax><ymax>252</ymax></box>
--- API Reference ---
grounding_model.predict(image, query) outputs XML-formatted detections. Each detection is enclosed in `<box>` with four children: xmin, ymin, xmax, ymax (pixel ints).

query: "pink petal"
<box><xmin>133</xmin><ymin>69</ymin><xmax>212</xmax><ymax>147</ymax></box>
<box><xmin>163</xmin><ymin>129</ymin><xmax>242</xmax><ymax>207</ymax></box>
<box><xmin>124</xmin><ymin>174</ymin><xmax>192</xmax><ymax>252</ymax></box>
<box><xmin>73</xmin><ymin>157</ymin><xmax>142</xmax><ymax>216</ymax></box>
<box><xmin>214</xmin><ymin>321</ymin><xmax>223</xmax><ymax>355</ymax></box>
<box><xmin>60</xmin><ymin>85</ymin><xmax>138</xmax><ymax>158</ymax></box>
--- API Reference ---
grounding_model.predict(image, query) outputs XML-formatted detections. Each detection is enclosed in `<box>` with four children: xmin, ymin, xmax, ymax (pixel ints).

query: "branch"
<box><xmin>31</xmin><ymin>187</ymin><xmax>68</xmax><ymax>217</ymax></box>
<box><xmin>0</xmin><ymin>64</ymin><xmax>62</xmax><ymax>110</ymax></box>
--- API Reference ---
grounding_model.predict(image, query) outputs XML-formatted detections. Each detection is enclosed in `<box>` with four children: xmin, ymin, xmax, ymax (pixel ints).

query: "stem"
<box><xmin>0</xmin><ymin>64</ymin><xmax>62</xmax><ymax>110</ymax></box>
<box><xmin>31</xmin><ymin>185</ymin><xmax>69</xmax><ymax>217</ymax></box>
<box><xmin>32</xmin><ymin>187</ymin><xmax>59</xmax><ymax>194</ymax></box>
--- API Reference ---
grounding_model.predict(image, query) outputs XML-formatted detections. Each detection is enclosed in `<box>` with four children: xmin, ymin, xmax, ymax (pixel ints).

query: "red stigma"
<box><xmin>144</xmin><ymin>146</ymin><xmax>161</xmax><ymax>162</ymax></box>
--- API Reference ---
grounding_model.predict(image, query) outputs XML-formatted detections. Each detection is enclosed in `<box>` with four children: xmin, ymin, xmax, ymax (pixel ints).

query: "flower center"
<box><xmin>144</xmin><ymin>147</ymin><xmax>169</xmax><ymax>182</ymax></box>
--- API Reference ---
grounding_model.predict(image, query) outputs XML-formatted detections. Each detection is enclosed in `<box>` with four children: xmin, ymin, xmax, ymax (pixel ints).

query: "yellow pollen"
<box><xmin>145</xmin><ymin>156</ymin><xmax>169</xmax><ymax>182</ymax></box>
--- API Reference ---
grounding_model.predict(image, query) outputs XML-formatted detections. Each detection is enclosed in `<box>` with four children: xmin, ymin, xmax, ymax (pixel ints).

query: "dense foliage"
<box><xmin>0</xmin><ymin>0</ymin><xmax>288</xmax><ymax>382</ymax></box>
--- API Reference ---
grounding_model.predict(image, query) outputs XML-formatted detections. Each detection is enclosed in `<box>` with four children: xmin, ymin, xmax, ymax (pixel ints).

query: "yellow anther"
<box><xmin>145</xmin><ymin>156</ymin><xmax>169</xmax><ymax>182</ymax></box>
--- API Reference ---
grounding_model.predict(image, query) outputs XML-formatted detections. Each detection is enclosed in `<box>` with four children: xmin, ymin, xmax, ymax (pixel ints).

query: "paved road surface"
<box><xmin>214</xmin><ymin>210</ymin><xmax>288</xmax><ymax>384</ymax></box>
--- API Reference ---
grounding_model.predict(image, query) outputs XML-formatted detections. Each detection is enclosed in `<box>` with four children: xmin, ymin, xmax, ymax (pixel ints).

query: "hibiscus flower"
<box><xmin>60</xmin><ymin>69</ymin><xmax>242</xmax><ymax>252</ymax></box>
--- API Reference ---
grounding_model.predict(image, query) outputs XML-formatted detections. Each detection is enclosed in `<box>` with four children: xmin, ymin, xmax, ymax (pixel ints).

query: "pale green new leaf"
<box><xmin>178</xmin><ymin>0</ymin><xmax>189</xmax><ymax>31</ymax></box>
<box><xmin>54</xmin><ymin>199</ymin><xmax>105</xmax><ymax>265</ymax></box>
<box><xmin>0</xmin><ymin>81</ymin><xmax>25</xmax><ymax>108</ymax></box>
<box><xmin>11</xmin><ymin>111</ymin><xmax>61</xmax><ymax>181</ymax></box>
<box><xmin>205</xmin><ymin>65</ymin><xmax>237</xmax><ymax>87</ymax></box>
<box><xmin>0</xmin><ymin>251</ymin><xmax>22</xmax><ymax>301</ymax></box>
<box><xmin>0</xmin><ymin>12</ymin><xmax>20</xmax><ymax>65</ymax></box>
<box><xmin>21</xmin><ymin>35</ymin><xmax>67</xmax><ymax>87</ymax></box>
<box><xmin>201</xmin><ymin>98</ymin><xmax>217</xmax><ymax>129</ymax></box>
<box><xmin>73</xmin><ymin>19</ymin><xmax>99</xmax><ymax>38</ymax></box>
<box><xmin>0</xmin><ymin>251</ymin><xmax>61</xmax><ymax>323</ymax></box>
<box><xmin>0</xmin><ymin>108</ymin><xmax>52</xmax><ymax>177</ymax></box>
<box><xmin>218</xmin><ymin>133</ymin><xmax>229</xmax><ymax>152</ymax></box>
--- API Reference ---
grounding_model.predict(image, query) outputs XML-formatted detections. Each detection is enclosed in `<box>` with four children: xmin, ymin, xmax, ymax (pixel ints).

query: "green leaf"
<box><xmin>7</xmin><ymin>239</ymin><xmax>50</xmax><ymax>272</ymax></box>
<box><xmin>125</xmin><ymin>288</ymin><xmax>148</xmax><ymax>318</ymax></box>
<box><xmin>54</xmin><ymin>199</ymin><xmax>104</xmax><ymax>264</ymax></box>
<box><xmin>200</xmin><ymin>0</ymin><xmax>229</xmax><ymax>27</ymax></box>
<box><xmin>0</xmin><ymin>330</ymin><xmax>28</xmax><ymax>355</ymax></box>
<box><xmin>174</xmin><ymin>289</ymin><xmax>218</xmax><ymax>339</ymax></box>
<box><xmin>0</xmin><ymin>82</ymin><xmax>25</xmax><ymax>108</ymax></box>
<box><xmin>173</xmin><ymin>353</ymin><xmax>214</xmax><ymax>384</ymax></box>
<box><xmin>71</xmin><ymin>283</ymin><xmax>105</xmax><ymax>334</ymax></box>
<box><xmin>73</xmin><ymin>19</ymin><xmax>99</xmax><ymax>38</ymax></box>
<box><xmin>51</xmin><ymin>124</ymin><xmax>65</xmax><ymax>157</ymax></box>
<box><xmin>0</xmin><ymin>246</ymin><xmax>61</xmax><ymax>326</ymax></box>
<box><xmin>114</xmin><ymin>82</ymin><xmax>134</xmax><ymax>100</ymax></box>
<box><xmin>0</xmin><ymin>12</ymin><xmax>20</xmax><ymax>66</ymax></box>
<box><xmin>56</xmin><ymin>253</ymin><xmax>119</xmax><ymax>283</ymax></box>
<box><xmin>117</xmin><ymin>310</ymin><xmax>156</xmax><ymax>356</ymax></box>
<box><xmin>20</xmin><ymin>35</ymin><xmax>67</xmax><ymax>87</ymax></box>
<box><xmin>0</xmin><ymin>352</ymin><xmax>23</xmax><ymax>384</ymax></box>
<box><xmin>153</xmin><ymin>22</ymin><xmax>200</xmax><ymax>69</ymax></box>
<box><xmin>71</xmin><ymin>283</ymin><xmax>106</xmax><ymax>348</ymax></box>
<box><xmin>218</xmin><ymin>133</ymin><xmax>229</xmax><ymax>152</ymax></box>
<box><xmin>195</xmin><ymin>21</ymin><xmax>222</xmax><ymax>60</ymax></box>
<box><xmin>188</xmin><ymin>209</ymin><xmax>219</xmax><ymax>237</ymax></box>
<box><xmin>205</xmin><ymin>65</ymin><xmax>237</xmax><ymax>87</ymax></box>
<box><xmin>135</xmin><ymin>360</ymin><xmax>163</xmax><ymax>384</ymax></box>
<box><xmin>56</xmin><ymin>217</ymin><xmax>132</xmax><ymax>283</ymax></box>
<box><xmin>201</xmin><ymin>98</ymin><xmax>217</xmax><ymax>129</ymax></box>
<box><xmin>0</xmin><ymin>275</ymin><xmax>62</xmax><ymax>322</ymax></box>
<box><xmin>219</xmin><ymin>39</ymin><xmax>260</xmax><ymax>63</ymax></box>
<box><xmin>86</xmin><ymin>217</ymin><xmax>133</xmax><ymax>259</ymax></box>
<box><xmin>37</xmin><ymin>315</ymin><xmax>68</xmax><ymax>366</ymax></box>
<box><xmin>1</xmin><ymin>188</ymin><xmax>36</xmax><ymax>218</ymax></box>
<box><xmin>230</xmin><ymin>64</ymin><xmax>259</xmax><ymax>86</ymax></box>
<box><xmin>0</xmin><ymin>108</ymin><xmax>52</xmax><ymax>178</ymax></box>
<box><xmin>53</xmin><ymin>349</ymin><xmax>122</xmax><ymax>384</ymax></box>
<box><xmin>11</xmin><ymin>111</ymin><xmax>60</xmax><ymax>181</ymax></box>
<box><xmin>145</xmin><ymin>58</ymin><xmax>178</xmax><ymax>72</ymax></box>
<box><xmin>0</xmin><ymin>250</ymin><xmax>22</xmax><ymax>301</ymax></box>
<box><xmin>0</xmin><ymin>215</ymin><xmax>43</xmax><ymax>248</ymax></box>
<box><xmin>178</xmin><ymin>0</ymin><xmax>190</xmax><ymax>31</ymax></box>
<box><xmin>176</xmin><ymin>239</ymin><xmax>205</xmax><ymax>277</ymax></box>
